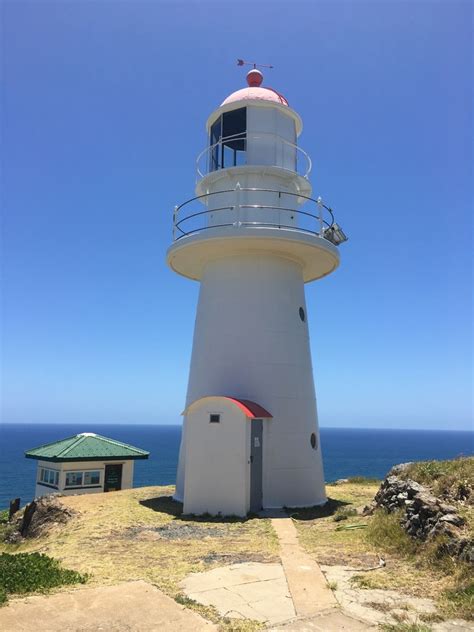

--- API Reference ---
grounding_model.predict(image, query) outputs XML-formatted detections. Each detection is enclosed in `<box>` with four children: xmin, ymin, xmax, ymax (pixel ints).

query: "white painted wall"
<box><xmin>183</xmin><ymin>398</ymin><xmax>251</xmax><ymax>516</ymax></box>
<box><xmin>34</xmin><ymin>459</ymin><xmax>135</xmax><ymax>499</ymax></box>
<box><xmin>175</xmin><ymin>254</ymin><xmax>326</xmax><ymax>508</ymax></box>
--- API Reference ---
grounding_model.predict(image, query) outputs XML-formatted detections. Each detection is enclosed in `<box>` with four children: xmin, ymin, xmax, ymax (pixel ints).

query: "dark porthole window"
<box><xmin>299</xmin><ymin>307</ymin><xmax>305</xmax><ymax>322</ymax></box>
<box><xmin>310</xmin><ymin>433</ymin><xmax>318</xmax><ymax>450</ymax></box>
<box><xmin>209</xmin><ymin>414</ymin><xmax>220</xmax><ymax>423</ymax></box>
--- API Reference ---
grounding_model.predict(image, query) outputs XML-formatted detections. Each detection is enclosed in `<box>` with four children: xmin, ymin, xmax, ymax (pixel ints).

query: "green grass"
<box><xmin>347</xmin><ymin>476</ymin><xmax>381</xmax><ymax>485</ymax></box>
<box><xmin>0</xmin><ymin>552</ymin><xmax>87</xmax><ymax>605</ymax></box>
<box><xmin>365</xmin><ymin>510</ymin><xmax>419</xmax><ymax>556</ymax></box>
<box><xmin>333</xmin><ymin>506</ymin><xmax>358</xmax><ymax>522</ymax></box>
<box><xmin>441</xmin><ymin>581</ymin><xmax>474</xmax><ymax>621</ymax></box>
<box><xmin>379</xmin><ymin>624</ymin><xmax>432</xmax><ymax>632</ymax></box>
<box><xmin>400</xmin><ymin>457</ymin><xmax>474</xmax><ymax>502</ymax></box>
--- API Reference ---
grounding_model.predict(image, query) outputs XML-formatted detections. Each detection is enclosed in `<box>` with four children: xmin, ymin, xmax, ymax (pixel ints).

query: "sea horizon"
<box><xmin>0</xmin><ymin>423</ymin><xmax>472</xmax><ymax>509</ymax></box>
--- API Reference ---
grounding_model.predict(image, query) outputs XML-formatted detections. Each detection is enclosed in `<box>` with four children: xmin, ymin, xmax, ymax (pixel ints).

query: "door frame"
<box><xmin>249</xmin><ymin>419</ymin><xmax>263</xmax><ymax>513</ymax></box>
<box><xmin>104</xmin><ymin>463</ymin><xmax>123</xmax><ymax>492</ymax></box>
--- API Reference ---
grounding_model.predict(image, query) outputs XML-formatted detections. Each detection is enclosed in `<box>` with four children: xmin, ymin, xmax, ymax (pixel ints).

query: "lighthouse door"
<box><xmin>250</xmin><ymin>419</ymin><xmax>263</xmax><ymax>512</ymax></box>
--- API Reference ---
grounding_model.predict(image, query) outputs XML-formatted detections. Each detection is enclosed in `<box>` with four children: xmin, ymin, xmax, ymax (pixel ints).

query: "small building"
<box><xmin>25</xmin><ymin>432</ymin><xmax>149</xmax><ymax>498</ymax></box>
<box><xmin>182</xmin><ymin>396</ymin><xmax>272</xmax><ymax>517</ymax></box>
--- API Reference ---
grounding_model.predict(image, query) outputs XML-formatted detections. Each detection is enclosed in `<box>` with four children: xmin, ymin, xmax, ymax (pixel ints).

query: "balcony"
<box><xmin>172</xmin><ymin>187</ymin><xmax>346</xmax><ymax>246</ymax></box>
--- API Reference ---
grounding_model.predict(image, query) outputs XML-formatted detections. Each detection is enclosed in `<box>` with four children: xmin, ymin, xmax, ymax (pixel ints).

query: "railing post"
<box><xmin>173</xmin><ymin>205</ymin><xmax>178</xmax><ymax>241</ymax></box>
<box><xmin>235</xmin><ymin>182</ymin><xmax>241</xmax><ymax>228</ymax></box>
<box><xmin>317</xmin><ymin>197</ymin><xmax>324</xmax><ymax>236</ymax></box>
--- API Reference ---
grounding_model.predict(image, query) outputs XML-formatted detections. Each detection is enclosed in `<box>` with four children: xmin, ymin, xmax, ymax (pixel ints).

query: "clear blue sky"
<box><xmin>1</xmin><ymin>1</ymin><xmax>472</xmax><ymax>430</ymax></box>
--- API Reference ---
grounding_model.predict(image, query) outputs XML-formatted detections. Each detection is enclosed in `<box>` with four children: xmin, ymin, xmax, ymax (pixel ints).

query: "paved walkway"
<box><xmin>0</xmin><ymin>581</ymin><xmax>216</xmax><ymax>632</ymax></box>
<box><xmin>269</xmin><ymin>513</ymin><xmax>338</xmax><ymax>618</ymax></box>
<box><xmin>181</xmin><ymin>511</ymin><xmax>376</xmax><ymax>629</ymax></box>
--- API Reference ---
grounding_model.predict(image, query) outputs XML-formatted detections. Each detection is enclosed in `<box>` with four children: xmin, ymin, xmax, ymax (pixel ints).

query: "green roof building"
<box><xmin>25</xmin><ymin>433</ymin><xmax>149</xmax><ymax>498</ymax></box>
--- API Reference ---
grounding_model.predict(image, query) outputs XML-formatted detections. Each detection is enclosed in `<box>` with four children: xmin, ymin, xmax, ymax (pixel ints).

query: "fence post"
<box><xmin>9</xmin><ymin>498</ymin><xmax>20</xmax><ymax>521</ymax></box>
<box><xmin>317</xmin><ymin>196</ymin><xmax>324</xmax><ymax>235</ymax></box>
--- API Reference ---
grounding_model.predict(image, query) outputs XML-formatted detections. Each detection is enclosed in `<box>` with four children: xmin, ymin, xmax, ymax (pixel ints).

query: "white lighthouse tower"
<box><xmin>167</xmin><ymin>65</ymin><xmax>347</xmax><ymax>516</ymax></box>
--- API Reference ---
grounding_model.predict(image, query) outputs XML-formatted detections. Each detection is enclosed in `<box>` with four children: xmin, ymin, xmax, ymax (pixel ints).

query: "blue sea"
<box><xmin>0</xmin><ymin>424</ymin><xmax>472</xmax><ymax>510</ymax></box>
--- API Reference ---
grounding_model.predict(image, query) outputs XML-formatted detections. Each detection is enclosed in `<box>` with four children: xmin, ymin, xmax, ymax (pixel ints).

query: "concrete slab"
<box><xmin>271</xmin><ymin>516</ymin><xmax>338</xmax><ymax>617</ymax></box>
<box><xmin>181</xmin><ymin>562</ymin><xmax>297</xmax><ymax>624</ymax></box>
<box><xmin>0</xmin><ymin>581</ymin><xmax>216</xmax><ymax>632</ymax></box>
<box><xmin>269</xmin><ymin>609</ymin><xmax>376</xmax><ymax>630</ymax></box>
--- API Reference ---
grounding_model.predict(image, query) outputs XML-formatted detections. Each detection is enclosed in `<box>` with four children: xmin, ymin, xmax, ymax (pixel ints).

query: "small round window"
<box><xmin>299</xmin><ymin>307</ymin><xmax>305</xmax><ymax>322</ymax></box>
<box><xmin>310</xmin><ymin>433</ymin><xmax>318</xmax><ymax>450</ymax></box>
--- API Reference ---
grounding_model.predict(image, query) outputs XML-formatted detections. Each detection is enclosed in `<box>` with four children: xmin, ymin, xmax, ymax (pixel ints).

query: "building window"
<box><xmin>299</xmin><ymin>307</ymin><xmax>305</xmax><ymax>322</ymax></box>
<box><xmin>65</xmin><ymin>470</ymin><xmax>102</xmax><ymax>489</ymax></box>
<box><xmin>209</xmin><ymin>107</ymin><xmax>247</xmax><ymax>171</ymax></box>
<box><xmin>209</xmin><ymin>414</ymin><xmax>221</xmax><ymax>423</ymax></box>
<box><xmin>310</xmin><ymin>433</ymin><xmax>318</xmax><ymax>450</ymax></box>
<box><xmin>38</xmin><ymin>467</ymin><xmax>59</xmax><ymax>488</ymax></box>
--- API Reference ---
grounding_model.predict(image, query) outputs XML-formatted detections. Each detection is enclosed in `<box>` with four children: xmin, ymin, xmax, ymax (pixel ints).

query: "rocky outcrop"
<box><xmin>370</xmin><ymin>467</ymin><xmax>473</xmax><ymax>564</ymax></box>
<box><xmin>5</xmin><ymin>496</ymin><xmax>75</xmax><ymax>543</ymax></box>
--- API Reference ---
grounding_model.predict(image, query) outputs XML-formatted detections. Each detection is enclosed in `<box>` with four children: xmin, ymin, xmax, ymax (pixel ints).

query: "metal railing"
<box><xmin>172</xmin><ymin>187</ymin><xmax>336</xmax><ymax>242</ymax></box>
<box><xmin>196</xmin><ymin>132</ymin><xmax>312</xmax><ymax>179</ymax></box>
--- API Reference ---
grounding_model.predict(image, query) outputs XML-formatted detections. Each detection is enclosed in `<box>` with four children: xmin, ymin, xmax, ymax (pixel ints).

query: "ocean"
<box><xmin>0</xmin><ymin>423</ymin><xmax>472</xmax><ymax>510</ymax></box>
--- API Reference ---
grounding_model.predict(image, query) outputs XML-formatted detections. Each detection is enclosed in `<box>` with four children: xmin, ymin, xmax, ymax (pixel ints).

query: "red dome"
<box><xmin>221</xmin><ymin>86</ymin><xmax>289</xmax><ymax>107</ymax></box>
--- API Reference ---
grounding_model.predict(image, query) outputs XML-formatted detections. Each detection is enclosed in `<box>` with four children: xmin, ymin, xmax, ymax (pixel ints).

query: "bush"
<box><xmin>0</xmin><ymin>553</ymin><xmax>87</xmax><ymax>604</ymax></box>
<box><xmin>0</xmin><ymin>510</ymin><xmax>8</xmax><ymax>524</ymax></box>
<box><xmin>347</xmin><ymin>476</ymin><xmax>381</xmax><ymax>485</ymax></box>
<box><xmin>401</xmin><ymin>457</ymin><xmax>474</xmax><ymax>502</ymax></box>
<box><xmin>333</xmin><ymin>506</ymin><xmax>357</xmax><ymax>522</ymax></box>
<box><xmin>365</xmin><ymin>509</ymin><xmax>418</xmax><ymax>555</ymax></box>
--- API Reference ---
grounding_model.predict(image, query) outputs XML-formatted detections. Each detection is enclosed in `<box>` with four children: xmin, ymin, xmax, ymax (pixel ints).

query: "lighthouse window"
<box><xmin>310</xmin><ymin>433</ymin><xmax>318</xmax><ymax>450</ymax></box>
<box><xmin>209</xmin><ymin>414</ymin><xmax>221</xmax><ymax>424</ymax></box>
<box><xmin>299</xmin><ymin>307</ymin><xmax>305</xmax><ymax>322</ymax></box>
<box><xmin>209</xmin><ymin>107</ymin><xmax>247</xmax><ymax>171</ymax></box>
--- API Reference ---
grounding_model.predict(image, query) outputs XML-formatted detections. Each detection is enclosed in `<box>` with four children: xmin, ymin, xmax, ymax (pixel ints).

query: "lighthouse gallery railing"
<box><xmin>196</xmin><ymin>132</ymin><xmax>312</xmax><ymax>179</ymax></box>
<box><xmin>172</xmin><ymin>188</ymin><xmax>336</xmax><ymax>242</ymax></box>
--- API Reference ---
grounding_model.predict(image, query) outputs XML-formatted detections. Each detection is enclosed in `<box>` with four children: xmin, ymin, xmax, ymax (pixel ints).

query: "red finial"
<box><xmin>237</xmin><ymin>59</ymin><xmax>273</xmax><ymax>87</ymax></box>
<box><xmin>247</xmin><ymin>69</ymin><xmax>263</xmax><ymax>87</ymax></box>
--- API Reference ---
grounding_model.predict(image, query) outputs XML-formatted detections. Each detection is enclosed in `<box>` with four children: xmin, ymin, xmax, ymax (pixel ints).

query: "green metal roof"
<box><xmin>25</xmin><ymin>433</ymin><xmax>150</xmax><ymax>462</ymax></box>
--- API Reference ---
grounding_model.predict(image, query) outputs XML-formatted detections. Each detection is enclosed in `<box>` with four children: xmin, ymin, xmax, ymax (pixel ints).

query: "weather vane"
<box><xmin>237</xmin><ymin>59</ymin><xmax>274</xmax><ymax>70</ymax></box>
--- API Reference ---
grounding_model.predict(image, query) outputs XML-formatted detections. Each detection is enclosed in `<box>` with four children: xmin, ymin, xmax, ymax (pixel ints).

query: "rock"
<box><xmin>439</xmin><ymin>513</ymin><xmax>465</xmax><ymax>527</ymax></box>
<box><xmin>372</xmin><ymin>465</ymin><xmax>473</xmax><ymax>561</ymax></box>
<box><xmin>4</xmin><ymin>496</ymin><xmax>76</xmax><ymax>542</ymax></box>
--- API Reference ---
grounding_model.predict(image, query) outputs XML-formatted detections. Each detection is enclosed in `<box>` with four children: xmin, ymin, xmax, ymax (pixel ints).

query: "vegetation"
<box><xmin>333</xmin><ymin>506</ymin><xmax>357</xmax><ymax>522</ymax></box>
<box><xmin>347</xmin><ymin>476</ymin><xmax>381</xmax><ymax>485</ymax></box>
<box><xmin>379</xmin><ymin>623</ymin><xmax>432</xmax><ymax>632</ymax></box>
<box><xmin>0</xmin><ymin>552</ymin><xmax>87</xmax><ymax>605</ymax></box>
<box><xmin>0</xmin><ymin>486</ymin><xmax>277</xmax><ymax>629</ymax></box>
<box><xmin>399</xmin><ymin>457</ymin><xmax>474</xmax><ymax>503</ymax></box>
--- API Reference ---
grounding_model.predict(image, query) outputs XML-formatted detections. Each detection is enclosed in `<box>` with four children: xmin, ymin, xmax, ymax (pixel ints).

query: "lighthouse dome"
<box><xmin>221</xmin><ymin>68</ymin><xmax>289</xmax><ymax>107</ymax></box>
<box><xmin>221</xmin><ymin>86</ymin><xmax>289</xmax><ymax>107</ymax></box>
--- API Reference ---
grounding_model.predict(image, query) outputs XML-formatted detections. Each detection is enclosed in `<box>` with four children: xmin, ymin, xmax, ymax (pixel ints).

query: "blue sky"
<box><xmin>1</xmin><ymin>1</ymin><xmax>472</xmax><ymax>430</ymax></box>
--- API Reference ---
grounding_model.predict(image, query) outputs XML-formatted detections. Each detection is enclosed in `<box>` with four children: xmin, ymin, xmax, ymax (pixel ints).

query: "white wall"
<box><xmin>34</xmin><ymin>460</ymin><xmax>135</xmax><ymax>499</ymax></box>
<box><xmin>183</xmin><ymin>398</ymin><xmax>251</xmax><ymax>517</ymax></box>
<box><xmin>176</xmin><ymin>254</ymin><xmax>326</xmax><ymax>508</ymax></box>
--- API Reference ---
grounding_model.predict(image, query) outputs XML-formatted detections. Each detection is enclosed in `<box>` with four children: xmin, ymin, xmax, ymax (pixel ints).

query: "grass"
<box><xmin>0</xmin><ymin>552</ymin><xmax>87</xmax><ymax>605</ymax></box>
<box><xmin>0</xmin><ymin>486</ymin><xmax>278</xmax><ymax>629</ymax></box>
<box><xmin>333</xmin><ymin>506</ymin><xmax>358</xmax><ymax>522</ymax></box>
<box><xmin>379</xmin><ymin>624</ymin><xmax>432</xmax><ymax>632</ymax></box>
<box><xmin>290</xmin><ymin>478</ymin><xmax>474</xmax><ymax>622</ymax></box>
<box><xmin>399</xmin><ymin>457</ymin><xmax>474</xmax><ymax>504</ymax></box>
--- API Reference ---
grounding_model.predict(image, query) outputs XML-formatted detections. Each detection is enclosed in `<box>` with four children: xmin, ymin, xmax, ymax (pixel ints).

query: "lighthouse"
<box><xmin>167</xmin><ymin>65</ymin><xmax>347</xmax><ymax>516</ymax></box>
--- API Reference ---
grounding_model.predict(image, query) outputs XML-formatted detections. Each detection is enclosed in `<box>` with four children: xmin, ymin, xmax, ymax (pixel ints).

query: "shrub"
<box><xmin>0</xmin><ymin>553</ymin><xmax>87</xmax><ymax>604</ymax></box>
<box><xmin>333</xmin><ymin>506</ymin><xmax>357</xmax><ymax>522</ymax></box>
<box><xmin>347</xmin><ymin>476</ymin><xmax>381</xmax><ymax>485</ymax></box>
<box><xmin>401</xmin><ymin>457</ymin><xmax>473</xmax><ymax>502</ymax></box>
<box><xmin>365</xmin><ymin>509</ymin><xmax>418</xmax><ymax>555</ymax></box>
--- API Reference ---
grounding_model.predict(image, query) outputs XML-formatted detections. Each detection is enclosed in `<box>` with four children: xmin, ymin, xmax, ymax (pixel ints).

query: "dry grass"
<box><xmin>0</xmin><ymin>486</ymin><xmax>277</xmax><ymax>630</ymax></box>
<box><xmin>292</xmin><ymin>481</ymin><xmax>474</xmax><ymax>621</ymax></box>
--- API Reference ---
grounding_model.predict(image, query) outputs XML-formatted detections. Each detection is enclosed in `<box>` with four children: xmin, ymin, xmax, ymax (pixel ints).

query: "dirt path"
<box><xmin>0</xmin><ymin>581</ymin><xmax>216</xmax><ymax>632</ymax></box>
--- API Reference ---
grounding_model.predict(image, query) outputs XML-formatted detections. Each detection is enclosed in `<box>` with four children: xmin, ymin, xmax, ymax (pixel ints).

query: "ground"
<box><xmin>0</xmin><ymin>481</ymin><xmax>472</xmax><ymax>631</ymax></box>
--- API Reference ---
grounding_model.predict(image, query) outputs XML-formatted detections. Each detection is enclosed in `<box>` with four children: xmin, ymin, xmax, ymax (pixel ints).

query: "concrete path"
<box><xmin>0</xmin><ymin>580</ymin><xmax>216</xmax><ymax>632</ymax></box>
<box><xmin>270</xmin><ymin>514</ymin><xmax>338</xmax><ymax>618</ymax></box>
<box><xmin>181</xmin><ymin>561</ymin><xmax>296</xmax><ymax>624</ymax></box>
